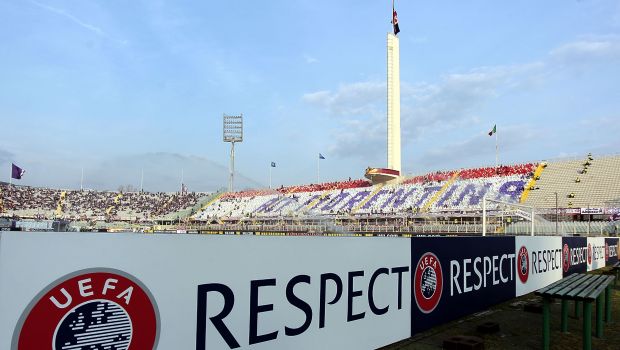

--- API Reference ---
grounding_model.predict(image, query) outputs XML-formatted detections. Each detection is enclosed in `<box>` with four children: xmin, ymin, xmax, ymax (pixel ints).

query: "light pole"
<box><xmin>223</xmin><ymin>114</ymin><xmax>243</xmax><ymax>192</ymax></box>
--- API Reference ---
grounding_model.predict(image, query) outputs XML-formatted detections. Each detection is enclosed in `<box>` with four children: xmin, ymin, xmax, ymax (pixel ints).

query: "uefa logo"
<box><xmin>587</xmin><ymin>243</ymin><xmax>592</xmax><ymax>265</ymax></box>
<box><xmin>562</xmin><ymin>244</ymin><xmax>570</xmax><ymax>273</ymax></box>
<box><xmin>517</xmin><ymin>246</ymin><xmax>529</xmax><ymax>283</ymax></box>
<box><xmin>413</xmin><ymin>252</ymin><xmax>443</xmax><ymax>314</ymax></box>
<box><xmin>12</xmin><ymin>268</ymin><xmax>159</xmax><ymax>350</ymax></box>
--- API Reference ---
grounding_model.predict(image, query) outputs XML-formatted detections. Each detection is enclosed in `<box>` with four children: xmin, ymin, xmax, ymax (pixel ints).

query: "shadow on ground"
<box><xmin>382</xmin><ymin>269</ymin><xmax>620</xmax><ymax>350</ymax></box>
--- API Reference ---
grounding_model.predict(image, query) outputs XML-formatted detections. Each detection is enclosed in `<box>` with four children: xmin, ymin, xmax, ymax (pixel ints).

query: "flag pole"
<box><xmin>269</xmin><ymin>164</ymin><xmax>272</xmax><ymax>189</ymax></box>
<box><xmin>80</xmin><ymin>167</ymin><xmax>84</xmax><ymax>190</ymax></box>
<box><xmin>140</xmin><ymin>168</ymin><xmax>144</xmax><ymax>192</ymax></box>
<box><xmin>495</xmin><ymin>127</ymin><xmax>499</xmax><ymax>170</ymax></box>
<box><xmin>317</xmin><ymin>156</ymin><xmax>320</xmax><ymax>184</ymax></box>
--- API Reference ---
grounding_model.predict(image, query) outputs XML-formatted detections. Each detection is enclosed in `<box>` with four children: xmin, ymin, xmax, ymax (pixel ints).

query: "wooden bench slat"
<box><xmin>535</xmin><ymin>273</ymin><xmax>581</xmax><ymax>296</ymax></box>
<box><xmin>554</xmin><ymin>274</ymin><xmax>597</xmax><ymax>297</ymax></box>
<box><xmin>536</xmin><ymin>273</ymin><xmax>615</xmax><ymax>301</ymax></box>
<box><xmin>574</xmin><ymin>275</ymin><xmax>608</xmax><ymax>300</ymax></box>
<box><xmin>546</xmin><ymin>273</ymin><xmax>588</xmax><ymax>297</ymax></box>
<box><xmin>584</xmin><ymin>275</ymin><xmax>615</xmax><ymax>300</ymax></box>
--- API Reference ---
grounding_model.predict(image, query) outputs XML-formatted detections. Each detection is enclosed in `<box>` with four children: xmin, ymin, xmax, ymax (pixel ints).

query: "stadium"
<box><xmin>2</xmin><ymin>153</ymin><xmax>620</xmax><ymax>236</ymax></box>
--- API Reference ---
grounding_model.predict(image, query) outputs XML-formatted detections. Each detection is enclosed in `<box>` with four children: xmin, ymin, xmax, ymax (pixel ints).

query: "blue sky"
<box><xmin>1</xmin><ymin>0</ymin><xmax>619</xmax><ymax>191</ymax></box>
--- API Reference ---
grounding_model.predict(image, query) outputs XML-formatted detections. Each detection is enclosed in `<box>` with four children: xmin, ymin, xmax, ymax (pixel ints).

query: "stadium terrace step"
<box><xmin>422</xmin><ymin>171</ymin><xmax>460</xmax><ymax>212</ymax></box>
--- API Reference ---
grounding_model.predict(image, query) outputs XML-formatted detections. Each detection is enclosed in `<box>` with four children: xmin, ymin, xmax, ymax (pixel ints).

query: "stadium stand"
<box><xmin>3</xmin><ymin>154</ymin><xmax>619</xmax><ymax>235</ymax></box>
<box><xmin>0</xmin><ymin>184</ymin><xmax>211</xmax><ymax>221</ymax></box>
<box><xmin>524</xmin><ymin>154</ymin><xmax>620</xmax><ymax>208</ymax></box>
<box><xmin>195</xmin><ymin>163</ymin><xmax>536</xmax><ymax>219</ymax></box>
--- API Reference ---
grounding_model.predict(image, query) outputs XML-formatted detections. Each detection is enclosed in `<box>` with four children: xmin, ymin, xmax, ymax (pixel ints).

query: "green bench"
<box><xmin>535</xmin><ymin>273</ymin><xmax>615</xmax><ymax>350</ymax></box>
<box><xmin>612</xmin><ymin>262</ymin><xmax>620</xmax><ymax>287</ymax></box>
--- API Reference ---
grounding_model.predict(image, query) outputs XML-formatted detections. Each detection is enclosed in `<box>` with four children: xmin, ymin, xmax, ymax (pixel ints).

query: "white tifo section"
<box><xmin>515</xmin><ymin>236</ymin><xmax>563</xmax><ymax>296</ymax></box>
<box><xmin>0</xmin><ymin>232</ymin><xmax>411</xmax><ymax>350</ymax></box>
<box><xmin>386</xmin><ymin>33</ymin><xmax>401</xmax><ymax>173</ymax></box>
<box><xmin>587</xmin><ymin>237</ymin><xmax>606</xmax><ymax>271</ymax></box>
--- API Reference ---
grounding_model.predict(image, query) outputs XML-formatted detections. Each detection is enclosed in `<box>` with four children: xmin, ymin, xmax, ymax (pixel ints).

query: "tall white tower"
<box><xmin>386</xmin><ymin>33</ymin><xmax>401</xmax><ymax>173</ymax></box>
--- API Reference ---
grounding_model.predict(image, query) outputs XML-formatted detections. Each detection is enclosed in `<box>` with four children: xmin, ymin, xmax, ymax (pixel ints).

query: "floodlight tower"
<box><xmin>223</xmin><ymin>114</ymin><xmax>243</xmax><ymax>192</ymax></box>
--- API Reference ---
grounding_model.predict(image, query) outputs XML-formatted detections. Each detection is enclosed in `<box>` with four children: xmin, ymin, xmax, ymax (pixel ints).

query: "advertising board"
<box><xmin>586</xmin><ymin>237</ymin><xmax>606</xmax><ymax>271</ymax></box>
<box><xmin>515</xmin><ymin>236</ymin><xmax>562</xmax><ymax>296</ymax></box>
<box><xmin>605</xmin><ymin>237</ymin><xmax>619</xmax><ymax>265</ymax></box>
<box><xmin>561</xmin><ymin>237</ymin><xmax>587</xmax><ymax>277</ymax></box>
<box><xmin>0</xmin><ymin>232</ymin><xmax>411</xmax><ymax>350</ymax></box>
<box><xmin>410</xmin><ymin>237</ymin><xmax>516</xmax><ymax>334</ymax></box>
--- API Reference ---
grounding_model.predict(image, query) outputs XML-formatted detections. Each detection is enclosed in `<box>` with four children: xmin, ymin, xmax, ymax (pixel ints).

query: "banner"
<box><xmin>605</xmin><ymin>238</ymin><xmax>619</xmax><ymax>266</ymax></box>
<box><xmin>410</xmin><ymin>237</ymin><xmax>516</xmax><ymax>334</ymax></box>
<box><xmin>515</xmin><ymin>237</ymin><xmax>563</xmax><ymax>296</ymax></box>
<box><xmin>581</xmin><ymin>208</ymin><xmax>603</xmax><ymax>215</ymax></box>
<box><xmin>561</xmin><ymin>237</ymin><xmax>587</xmax><ymax>277</ymax></box>
<box><xmin>587</xmin><ymin>237</ymin><xmax>606</xmax><ymax>271</ymax></box>
<box><xmin>2</xmin><ymin>232</ymin><xmax>617</xmax><ymax>349</ymax></box>
<box><xmin>0</xmin><ymin>233</ymin><xmax>411</xmax><ymax>350</ymax></box>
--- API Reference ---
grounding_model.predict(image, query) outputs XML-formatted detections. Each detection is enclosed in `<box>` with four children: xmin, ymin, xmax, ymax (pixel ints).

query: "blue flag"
<box><xmin>271</xmin><ymin>162</ymin><xmax>276</xmax><ymax>167</ymax></box>
<box><xmin>319</xmin><ymin>153</ymin><xmax>325</xmax><ymax>160</ymax></box>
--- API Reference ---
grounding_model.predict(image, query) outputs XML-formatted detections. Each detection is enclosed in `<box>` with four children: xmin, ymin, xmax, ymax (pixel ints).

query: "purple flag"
<box><xmin>11</xmin><ymin>163</ymin><xmax>25</xmax><ymax>180</ymax></box>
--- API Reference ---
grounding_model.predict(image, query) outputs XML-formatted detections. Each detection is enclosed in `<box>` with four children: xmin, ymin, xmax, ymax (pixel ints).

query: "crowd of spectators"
<box><xmin>404</xmin><ymin>163</ymin><xmax>536</xmax><ymax>184</ymax></box>
<box><xmin>0</xmin><ymin>184</ymin><xmax>208</xmax><ymax>220</ymax></box>
<box><xmin>283</xmin><ymin>178</ymin><xmax>371</xmax><ymax>193</ymax></box>
<box><xmin>0</xmin><ymin>185</ymin><xmax>59</xmax><ymax>211</ymax></box>
<box><xmin>221</xmin><ymin>178</ymin><xmax>371</xmax><ymax>199</ymax></box>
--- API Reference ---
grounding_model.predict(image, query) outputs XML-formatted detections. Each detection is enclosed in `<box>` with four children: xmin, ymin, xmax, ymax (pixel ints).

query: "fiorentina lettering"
<box><xmin>450</xmin><ymin>254</ymin><xmax>515</xmax><ymax>296</ymax></box>
<box><xmin>195</xmin><ymin>266</ymin><xmax>409</xmax><ymax>349</ymax></box>
<box><xmin>49</xmin><ymin>278</ymin><xmax>133</xmax><ymax>308</ymax></box>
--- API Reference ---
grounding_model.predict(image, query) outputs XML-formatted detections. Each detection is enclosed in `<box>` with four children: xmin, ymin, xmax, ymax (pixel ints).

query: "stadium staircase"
<box><xmin>55</xmin><ymin>191</ymin><xmax>66</xmax><ymax>217</ymax></box>
<box><xmin>351</xmin><ymin>184</ymin><xmax>385</xmax><ymax>214</ymax></box>
<box><xmin>106</xmin><ymin>193</ymin><xmax>123</xmax><ymax>215</ymax></box>
<box><xmin>191</xmin><ymin>192</ymin><xmax>224</xmax><ymax>220</ymax></box>
<box><xmin>523</xmin><ymin>154</ymin><xmax>620</xmax><ymax>208</ymax></box>
<box><xmin>422</xmin><ymin>171</ymin><xmax>460</xmax><ymax>212</ymax></box>
<box><xmin>519</xmin><ymin>163</ymin><xmax>546</xmax><ymax>203</ymax></box>
<box><xmin>303</xmin><ymin>190</ymin><xmax>335</xmax><ymax>214</ymax></box>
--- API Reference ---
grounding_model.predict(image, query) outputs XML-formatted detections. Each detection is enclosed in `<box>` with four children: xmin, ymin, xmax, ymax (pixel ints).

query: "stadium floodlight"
<box><xmin>223</xmin><ymin>114</ymin><xmax>243</xmax><ymax>192</ymax></box>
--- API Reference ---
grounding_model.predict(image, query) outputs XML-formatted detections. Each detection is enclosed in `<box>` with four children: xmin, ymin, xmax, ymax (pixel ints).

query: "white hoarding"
<box><xmin>586</xmin><ymin>237</ymin><xmax>605</xmax><ymax>271</ymax></box>
<box><xmin>515</xmin><ymin>236</ymin><xmax>562</xmax><ymax>296</ymax></box>
<box><xmin>0</xmin><ymin>232</ymin><xmax>411</xmax><ymax>350</ymax></box>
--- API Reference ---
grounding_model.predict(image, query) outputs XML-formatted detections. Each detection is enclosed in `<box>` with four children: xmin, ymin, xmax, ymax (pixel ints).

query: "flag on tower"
<box><xmin>488</xmin><ymin>125</ymin><xmax>497</xmax><ymax>136</ymax></box>
<box><xmin>392</xmin><ymin>3</ymin><xmax>400</xmax><ymax>35</ymax></box>
<box><xmin>271</xmin><ymin>162</ymin><xmax>276</xmax><ymax>168</ymax></box>
<box><xmin>319</xmin><ymin>153</ymin><xmax>326</xmax><ymax>160</ymax></box>
<box><xmin>11</xmin><ymin>163</ymin><xmax>25</xmax><ymax>180</ymax></box>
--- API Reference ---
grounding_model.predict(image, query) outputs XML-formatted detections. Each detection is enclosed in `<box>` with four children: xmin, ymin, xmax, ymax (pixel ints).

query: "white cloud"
<box><xmin>550</xmin><ymin>36</ymin><xmax>620</xmax><ymax>62</ymax></box>
<box><xmin>303</xmin><ymin>63</ymin><xmax>543</xmax><ymax>159</ymax></box>
<box><xmin>302</xmin><ymin>81</ymin><xmax>385</xmax><ymax>116</ymax></box>
<box><xmin>28</xmin><ymin>0</ymin><xmax>127</xmax><ymax>45</ymax></box>
<box><xmin>303</xmin><ymin>54</ymin><xmax>319</xmax><ymax>64</ymax></box>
